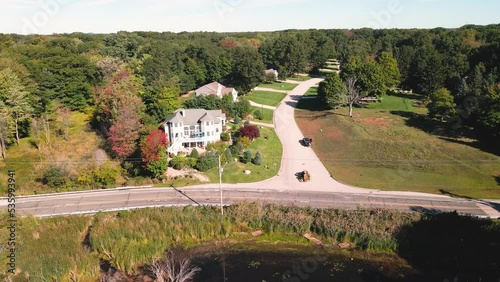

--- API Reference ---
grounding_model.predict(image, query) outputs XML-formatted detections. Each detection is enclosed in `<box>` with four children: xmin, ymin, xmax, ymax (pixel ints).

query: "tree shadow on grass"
<box><xmin>395</xmin><ymin>211</ymin><xmax>500</xmax><ymax>281</ymax></box>
<box><xmin>390</xmin><ymin>110</ymin><xmax>500</xmax><ymax>156</ymax></box>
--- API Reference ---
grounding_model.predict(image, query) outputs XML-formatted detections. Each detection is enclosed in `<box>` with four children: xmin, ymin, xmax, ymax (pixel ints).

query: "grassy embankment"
<box><xmin>0</xmin><ymin>112</ymin><xmax>125</xmax><ymax>196</ymax></box>
<box><xmin>295</xmin><ymin>92</ymin><xmax>500</xmax><ymax>199</ymax></box>
<box><xmin>2</xmin><ymin>204</ymin><xmax>499</xmax><ymax>281</ymax></box>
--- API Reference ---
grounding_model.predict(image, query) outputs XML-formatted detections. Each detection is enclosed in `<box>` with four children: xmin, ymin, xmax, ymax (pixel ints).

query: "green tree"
<box><xmin>241</xmin><ymin>150</ymin><xmax>252</xmax><ymax>164</ymax></box>
<box><xmin>427</xmin><ymin>88</ymin><xmax>456</xmax><ymax>121</ymax></box>
<box><xmin>318</xmin><ymin>73</ymin><xmax>347</xmax><ymax>109</ymax></box>
<box><xmin>231</xmin><ymin>47</ymin><xmax>265</xmax><ymax>93</ymax></box>
<box><xmin>251</xmin><ymin>151</ymin><xmax>262</xmax><ymax>165</ymax></box>
<box><xmin>377</xmin><ymin>52</ymin><xmax>401</xmax><ymax>88</ymax></box>
<box><xmin>5</xmin><ymin>79</ymin><xmax>33</xmax><ymax>145</ymax></box>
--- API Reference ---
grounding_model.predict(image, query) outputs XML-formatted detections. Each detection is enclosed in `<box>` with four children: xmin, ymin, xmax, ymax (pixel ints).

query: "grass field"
<box><xmin>204</xmin><ymin>127</ymin><xmax>282</xmax><ymax>183</ymax></box>
<box><xmin>250</xmin><ymin>106</ymin><xmax>274</xmax><ymax>124</ymax></box>
<box><xmin>295</xmin><ymin>93</ymin><xmax>500</xmax><ymax>199</ymax></box>
<box><xmin>288</xmin><ymin>75</ymin><xmax>312</xmax><ymax>81</ymax></box>
<box><xmin>305</xmin><ymin>86</ymin><xmax>318</xmax><ymax>96</ymax></box>
<box><xmin>246</xmin><ymin>90</ymin><xmax>287</xmax><ymax>107</ymax></box>
<box><xmin>258</xmin><ymin>81</ymin><xmax>298</xmax><ymax>91</ymax></box>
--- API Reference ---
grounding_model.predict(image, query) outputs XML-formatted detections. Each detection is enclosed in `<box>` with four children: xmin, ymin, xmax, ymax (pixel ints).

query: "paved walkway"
<box><xmin>248</xmin><ymin>120</ymin><xmax>274</xmax><ymax>128</ymax></box>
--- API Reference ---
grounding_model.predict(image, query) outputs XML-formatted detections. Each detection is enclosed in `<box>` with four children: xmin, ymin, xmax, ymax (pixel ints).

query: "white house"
<box><xmin>195</xmin><ymin>82</ymin><xmax>238</xmax><ymax>102</ymax></box>
<box><xmin>164</xmin><ymin>109</ymin><xmax>226</xmax><ymax>155</ymax></box>
<box><xmin>265</xmin><ymin>69</ymin><xmax>279</xmax><ymax>80</ymax></box>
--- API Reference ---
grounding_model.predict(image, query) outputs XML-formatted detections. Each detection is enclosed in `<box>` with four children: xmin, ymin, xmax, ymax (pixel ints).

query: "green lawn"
<box><xmin>204</xmin><ymin>127</ymin><xmax>282</xmax><ymax>183</ymax></box>
<box><xmin>305</xmin><ymin>86</ymin><xmax>318</xmax><ymax>96</ymax></box>
<box><xmin>250</xmin><ymin>106</ymin><xmax>274</xmax><ymax>124</ymax></box>
<box><xmin>295</xmin><ymin>92</ymin><xmax>500</xmax><ymax>199</ymax></box>
<box><xmin>288</xmin><ymin>75</ymin><xmax>312</xmax><ymax>81</ymax></box>
<box><xmin>258</xmin><ymin>81</ymin><xmax>298</xmax><ymax>91</ymax></box>
<box><xmin>247</xmin><ymin>90</ymin><xmax>287</xmax><ymax>107</ymax></box>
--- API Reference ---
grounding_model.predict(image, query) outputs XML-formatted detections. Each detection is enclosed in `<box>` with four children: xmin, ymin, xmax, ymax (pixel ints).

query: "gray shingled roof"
<box><xmin>165</xmin><ymin>109</ymin><xmax>225</xmax><ymax>125</ymax></box>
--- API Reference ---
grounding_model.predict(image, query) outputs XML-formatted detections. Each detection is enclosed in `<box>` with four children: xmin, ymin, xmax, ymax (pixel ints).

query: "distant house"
<box><xmin>164</xmin><ymin>109</ymin><xmax>227</xmax><ymax>155</ymax></box>
<box><xmin>265</xmin><ymin>69</ymin><xmax>279</xmax><ymax>80</ymax></box>
<box><xmin>195</xmin><ymin>82</ymin><xmax>238</xmax><ymax>102</ymax></box>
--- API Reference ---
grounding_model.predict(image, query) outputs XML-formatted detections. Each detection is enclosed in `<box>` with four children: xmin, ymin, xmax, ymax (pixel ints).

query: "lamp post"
<box><xmin>218</xmin><ymin>147</ymin><xmax>229</xmax><ymax>216</ymax></box>
<box><xmin>218</xmin><ymin>154</ymin><xmax>224</xmax><ymax>215</ymax></box>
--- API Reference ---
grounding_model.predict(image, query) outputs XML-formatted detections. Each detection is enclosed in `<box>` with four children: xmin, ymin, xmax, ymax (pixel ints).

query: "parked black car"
<box><xmin>302</xmin><ymin>137</ymin><xmax>313</xmax><ymax>147</ymax></box>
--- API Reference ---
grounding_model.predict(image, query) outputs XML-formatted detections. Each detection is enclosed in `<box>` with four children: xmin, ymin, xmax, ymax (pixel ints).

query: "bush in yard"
<box><xmin>252</xmin><ymin>151</ymin><xmax>262</xmax><ymax>165</ymax></box>
<box><xmin>170</xmin><ymin>155</ymin><xmax>196</xmax><ymax>170</ymax></box>
<box><xmin>244</xmin><ymin>120</ymin><xmax>251</xmax><ymax>126</ymax></box>
<box><xmin>234</xmin><ymin>116</ymin><xmax>241</xmax><ymax>124</ymax></box>
<box><xmin>238</xmin><ymin>125</ymin><xmax>260</xmax><ymax>141</ymax></box>
<box><xmin>221</xmin><ymin>132</ymin><xmax>231</xmax><ymax>142</ymax></box>
<box><xmin>225</xmin><ymin>149</ymin><xmax>233</xmax><ymax>164</ymax></box>
<box><xmin>42</xmin><ymin>165</ymin><xmax>69</xmax><ymax>188</ymax></box>
<box><xmin>242</xmin><ymin>150</ymin><xmax>252</xmax><ymax>164</ymax></box>
<box><xmin>230</xmin><ymin>142</ymin><xmax>243</xmax><ymax>156</ymax></box>
<box><xmin>253</xmin><ymin>110</ymin><xmax>263</xmax><ymax>120</ymax></box>
<box><xmin>196</xmin><ymin>151</ymin><xmax>218</xmax><ymax>172</ymax></box>
<box><xmin>238</xmin><ymin>136</ymin><xmax>252</xmax><ymax>148</ymax></box>
<box><xmin>189</xmin><ymin>148</ymin><xmax>199</xmax><ymax>158</ymax></box>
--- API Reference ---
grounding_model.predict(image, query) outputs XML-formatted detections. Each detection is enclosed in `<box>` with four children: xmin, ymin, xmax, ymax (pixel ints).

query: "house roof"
<box><xmin>195</xmin><ymin>81</ymin><xmax>237</xmax><ymax>96</ymax></box>
<box><xmin>165</xmin><ymin>109</ymin><xmax>225</xmax><ymax>125</ymax></box>
<box><xmin>196</xmin><ymin>82</ymin><xmax>221</xmax><ymax>95</ymax></box>
<box><xmin>265</xmin><ymin>69</ymin><xmax>278</xmax><ymax>74</ymax></box>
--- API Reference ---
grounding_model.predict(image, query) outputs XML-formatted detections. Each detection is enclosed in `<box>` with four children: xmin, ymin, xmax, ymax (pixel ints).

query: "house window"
<box><xmin>206</xmin><ymin>122</ymin><xmax>209</xmax><ymax>126</ymax></box>
<box><xmin>207</xmin><ymin>132</ymin><xmax>210</xmax><ymax>137</ymax></box>
<box><xmin>216</xmin><ymin>128</ymin><xmax>219</xmax><ymax>133</ymax></box>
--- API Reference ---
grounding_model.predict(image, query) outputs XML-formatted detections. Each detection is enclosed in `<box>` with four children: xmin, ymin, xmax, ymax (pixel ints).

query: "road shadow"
<box><xmin>173</xmin><ymin>187</ymin><xmax>200</xmax><ymax>206</ymax></box>
<box><xmin>439</xmin><ymin>189</ymin><xmax>500</xmax><ymax>216</ymax></box>
<box><xmin>395</xmin><ymin>211</ymin><xmax>500</xmax><ymax>281</ymax></box>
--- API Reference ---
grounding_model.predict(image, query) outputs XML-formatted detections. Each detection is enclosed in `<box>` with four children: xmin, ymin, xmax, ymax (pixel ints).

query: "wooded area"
<box><xmin>0</xmin><ymin>25</ymin><xmax>499</xmax><ymax>178</ymax></box>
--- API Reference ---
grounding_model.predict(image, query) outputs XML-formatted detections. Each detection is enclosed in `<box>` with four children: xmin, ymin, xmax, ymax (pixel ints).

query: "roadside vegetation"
<box><xmin>2</xmin><ymin>204</ymin><xmax>499</xmax><ymax>281</ymax></box>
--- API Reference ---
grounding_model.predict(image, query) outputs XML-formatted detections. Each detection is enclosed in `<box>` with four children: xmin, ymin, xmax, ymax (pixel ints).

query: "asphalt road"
<box><xmin>10</xmin><ymin>187</ymin><xmax>489</xmax><ymax>217</ymax></box>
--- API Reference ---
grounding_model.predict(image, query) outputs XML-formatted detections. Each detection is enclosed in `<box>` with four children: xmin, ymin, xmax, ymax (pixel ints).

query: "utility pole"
<box><xmin>218</xmin><ymin>154</ymin><xmax>224</xmax><ymax>215</ymax></box>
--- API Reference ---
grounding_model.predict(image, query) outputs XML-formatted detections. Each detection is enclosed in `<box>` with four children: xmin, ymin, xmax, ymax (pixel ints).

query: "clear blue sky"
<box><xmin>1</xmin><ymin>0</ymin><xmax>499</xmax><ymax>34</ymax></box>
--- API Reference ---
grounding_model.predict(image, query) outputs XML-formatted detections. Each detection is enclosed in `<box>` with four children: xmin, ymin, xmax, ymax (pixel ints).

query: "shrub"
<box><xmin>189</xmin><ymin>148</ymin><xmax>199</xmax><ymax>158</ymax></box>
<box><xmin>221</xmin><ymin>132</ymin><xmax>231</xmax><ymax>142</ymax></box>
<box><xmin>224</xmin><ymin>149</ymin><xmax>233</xmax><ymax>164</ymax></box>
<box><xmin>230</xmin><ymin>143</ymin><xmax>243</xmax><ymax>156</ymax></box>
<box><xmin>170</xmin><ymin>156</ymin><xmax>196</xmax><ymax>170</ymax></box>
<box><xmin>234</xmin><ymin>116</ymin><xmax>241</xmax><ymax>124</ymax></box>
<box><xmin>238</xmin><ymin>125</ymin><xmax>260</xmax><ymax>141</ymax></box>
<box><xmin>252</xmin><ymin>151</ymin><xmax>262</xmax><ymax>165</ymax></box>
<box><xmin>253</xmin><ymin>110</ymin><xmax>263</xmax><ymax>120</ymax></box>
<box><xmin>238</xmin><ymin>136</ymin><xmax>252</xmax><ymax>148</ymax></box>
<box><xmin>244</xmin><ymin>120</ymin><xmax>251</xmax><ymax>126</ymax></box>
<box><xmin>241</xmin><ymin>150</ymin><xmax>252</xmax><ymax>164</ymax></box>
<box><xmin>77</xmin><ymin>162</ymin><xmax>122</xmax><ymax>189</ymax></box>
<box><xmin>196</xmin><ymin>152</ymin><xmax>218</xmax><ymax>172</ymax></box>
<box><xmin>42</xmin><ymin>165</ymin><xmax>69</xmax><ymax>188</ymax></box>
<box><xmin>146</xmin><ymin>149</ymin><xmax>169</xmax><ymax>178</ymax></box>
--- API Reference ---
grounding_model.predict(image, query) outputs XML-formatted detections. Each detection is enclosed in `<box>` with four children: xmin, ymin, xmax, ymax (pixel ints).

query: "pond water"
<box><xmin>190</xmin><ymin>242</ymin><xmax>423</xmax><ymax>282</ymax></box>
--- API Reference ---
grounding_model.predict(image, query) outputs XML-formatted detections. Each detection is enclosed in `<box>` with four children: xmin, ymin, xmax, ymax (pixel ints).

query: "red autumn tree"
<box><xmin>108</xmin><ymin>104</ymin><xmax>143</xmax><ymax>159</ymax></box>
<box><xmin>141</xmin><ymin>129</ymin><xmax>168</xmax><ymax>163</ymax></box>
<box><xmin>140</xmin><ymin>129</ymin><xmax>169</xmax><ymax>178</ymax></box>
<box><xmin>238</xmin><ymin>125</ymin><xmax>260</xmax><ymax>141</ymax></box>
